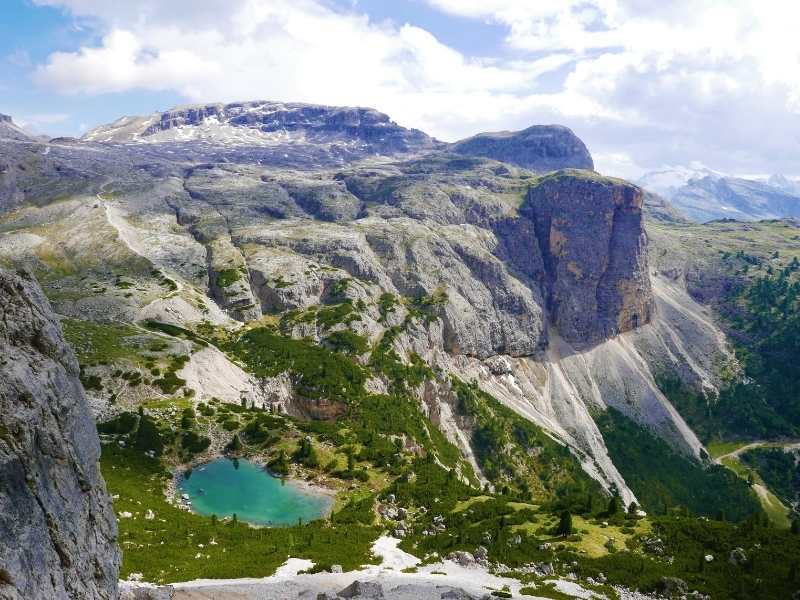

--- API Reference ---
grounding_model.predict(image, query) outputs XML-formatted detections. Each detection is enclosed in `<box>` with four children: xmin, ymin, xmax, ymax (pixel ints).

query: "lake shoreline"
<box><xmin>172</xmin><ymin>456</ymin><xmax>336</xmax><ymax>526</ymax></box>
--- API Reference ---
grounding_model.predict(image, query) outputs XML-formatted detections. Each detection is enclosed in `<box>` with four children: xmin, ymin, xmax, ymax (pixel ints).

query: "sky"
<box><xmin>1</xmin><ymin>0</ymin><xmax>798</xmax><ymax>179</ymax></box>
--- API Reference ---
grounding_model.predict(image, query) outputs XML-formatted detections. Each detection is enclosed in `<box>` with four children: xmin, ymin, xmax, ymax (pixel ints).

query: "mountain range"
<box><xmin>638</xmin><ymin>165</ymin><xmax>800</xmax><ymax>222</ymax></box>
<box><xmin>1</xmin><ymin>101</ymin><xmax>799</xmax><ymax>599</ymax></box>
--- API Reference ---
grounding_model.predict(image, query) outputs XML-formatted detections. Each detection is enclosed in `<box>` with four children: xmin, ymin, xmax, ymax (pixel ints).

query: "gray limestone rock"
<box><xmin>522</xmin><ymin>170</ymin><xmax>654</xmax><ymax>345</ymax></box>
<box><xmin>451</xmin><ymin>125</ymin><xmax>593</xmax><ymax>173</ymax></box>
<box><xmin>0</xmin><ymin>268</ymin><xmax>120</xmax><ymax>599</ymax></box>
<box><xmin>338</xmin><ymin>580</ymin><xmax>386</xmax><ymax>598</ymax></box>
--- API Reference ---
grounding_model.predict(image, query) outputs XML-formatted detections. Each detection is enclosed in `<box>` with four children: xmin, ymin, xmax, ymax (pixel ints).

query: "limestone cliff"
<box><xmin>0</xmin><ymin>268</ymin><xmax>120</xmax><ymax>600</ymax></box>
<box><xmin>522</xmin><ymin>170</ymin><xmax>654</xmax><ymax>346</ymax></box>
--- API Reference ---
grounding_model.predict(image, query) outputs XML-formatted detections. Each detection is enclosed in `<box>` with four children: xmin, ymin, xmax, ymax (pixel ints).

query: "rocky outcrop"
<box><xmin>451</xmin><ymin>125</ymin><xmax>593</xmax><ymax>173</ymax></box>
<box><xmin>521</xmin><ymin>170</ymin><xmax>654</xmax><ymax>346</ymax></box>
<box><xmin>0</xmin><ymin>114</ymin><xmax>32</xmax><ymax>142</ymax></box>
<box><xmin>0</xmin><ymin>268</ymin><xmax>120</xmax><ymax>600</ymax></box>
<box><xmin>207</xmin><ymin>237</ymin><xmax>262</xmax><ymax>322</ymax></box>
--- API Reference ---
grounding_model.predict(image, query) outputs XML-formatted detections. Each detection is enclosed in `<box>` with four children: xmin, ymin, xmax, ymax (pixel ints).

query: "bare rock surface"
<box><xmin>0</xmin><ymin>268</ymin><xmax>120</xmax><ymax>599</ymax></box>
<box><xmin>451</xmin><ymin>124</ymin><xmax>593</xmax><ymax>172</ymax></box>
<box><xmin>523</xmin><ymin>170</ymin><xmax>654</xmax><ymax>345</ymax></box>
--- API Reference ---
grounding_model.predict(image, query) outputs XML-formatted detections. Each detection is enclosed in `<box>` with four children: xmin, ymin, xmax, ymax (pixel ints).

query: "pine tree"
<box><xmin>607</xmin><ymin>495</ymin><xmax>620</xmax><ymax>516</ymax></box>
<box><xmin>227</xmin><ymin>434</ymin><xmax>243</xmax><ymax>453</ymax></box>
<box><xmin>557</xmin><ymin>510</ymin><xmax>572</xmax><ymax>537</ymax></box>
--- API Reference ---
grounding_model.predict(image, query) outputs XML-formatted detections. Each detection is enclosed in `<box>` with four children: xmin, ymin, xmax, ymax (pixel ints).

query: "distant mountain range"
<box><xmin>638</xmin><ymin>165</ymin><xmax>800</xmax><ymax>222</ymax></box>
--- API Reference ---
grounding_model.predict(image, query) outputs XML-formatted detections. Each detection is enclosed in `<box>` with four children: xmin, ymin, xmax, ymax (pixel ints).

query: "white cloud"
<box><xmin>29</xmin><ymin>0</ymin><xmax>800</xmax><ymax>177</ymax></box>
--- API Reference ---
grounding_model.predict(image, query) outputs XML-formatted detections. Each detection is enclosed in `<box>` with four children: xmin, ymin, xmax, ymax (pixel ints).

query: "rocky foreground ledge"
<box><xmin>120</xmin><ymin>536</ymin><xmax>662</xmax><ymax>600</ymax></box>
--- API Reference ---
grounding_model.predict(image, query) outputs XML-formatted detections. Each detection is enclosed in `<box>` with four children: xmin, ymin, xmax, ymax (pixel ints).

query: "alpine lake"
<box><xmin>178</xmin><ymin>458</ymin><xmax>333</xmax><ymax>526</ymax></box>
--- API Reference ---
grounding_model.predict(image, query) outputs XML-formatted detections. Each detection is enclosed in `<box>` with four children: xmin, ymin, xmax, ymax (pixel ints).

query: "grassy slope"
<box><xmin>102</xmin><ymin>445</ymin><xmax>379</xmax><ymax>583</ymax></box>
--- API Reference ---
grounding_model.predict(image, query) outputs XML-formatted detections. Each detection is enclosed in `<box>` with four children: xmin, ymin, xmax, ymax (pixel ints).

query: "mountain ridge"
<box><xmin>638</xmin><ymin>166</ymin><xmax>800</xmax><ymax>222</ymax></box>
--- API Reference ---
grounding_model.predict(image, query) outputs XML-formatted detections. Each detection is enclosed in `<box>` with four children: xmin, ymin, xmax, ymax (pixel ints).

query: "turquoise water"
<box><xmin>178</xmin><ymin>458</ymin><xmax>332</xmax><ymax>526</ymax></box>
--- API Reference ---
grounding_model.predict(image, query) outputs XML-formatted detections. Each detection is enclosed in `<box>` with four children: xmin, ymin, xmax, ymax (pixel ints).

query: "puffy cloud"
<box><xmin>29</xmin><ymin>0</ymin><xmax>800</xmax><ymax>177</ymax></box>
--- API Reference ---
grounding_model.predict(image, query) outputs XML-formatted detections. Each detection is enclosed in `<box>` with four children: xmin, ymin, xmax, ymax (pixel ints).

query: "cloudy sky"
<box><xmin>1</xmin><ymin>0</ymin><xmax>798</xmax><ymax>178</ymax></box>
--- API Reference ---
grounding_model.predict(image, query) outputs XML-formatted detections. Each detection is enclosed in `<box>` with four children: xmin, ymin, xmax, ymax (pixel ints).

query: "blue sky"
<box><xmin>2</xmin><ymin>0</ymin><xmax>798</xmax><ymax>178</ymax></box>
<box><xmin>0</xmin><ymin>0</ymin><xmax>186</xmax><ymax>135</ymax></box>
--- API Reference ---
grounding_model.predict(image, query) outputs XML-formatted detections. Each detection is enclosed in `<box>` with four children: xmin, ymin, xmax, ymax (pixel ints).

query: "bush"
<box><xmin>181</xmin><ymin>431</ymin><xmax>211</xmax><ymax>454</ymax></box>
<box><xmin>97</xmin><ymin>412</ymin><xmax>139</xmax><ymax>435</ymax></box>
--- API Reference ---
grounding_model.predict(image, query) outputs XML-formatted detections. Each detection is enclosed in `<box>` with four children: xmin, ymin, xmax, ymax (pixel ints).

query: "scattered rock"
<box><xmin>338</xmin><ymin>580</ymin><xmax>385</xmax><ymax>598</ymax></box>
<box><xmin>729</xmin><ymin>547</ymin><xmax>748</xmax><ymax>566</ymax></box>
<box><xmin>658</xmin><ymin>576</ymin><xmax>688</xmax><ymax>596</ymax></box>
<box><xmin>119</xmin><ymin>581</ymin><xmax>176</xmax><ymax>600</ymax></box>
<box><xmin>440</xmin><ymin>588</ymin><xmax>479</xmax><ymax>599</ymax></box>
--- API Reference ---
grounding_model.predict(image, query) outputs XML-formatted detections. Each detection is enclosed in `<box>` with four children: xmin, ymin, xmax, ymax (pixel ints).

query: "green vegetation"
<box><xmin>657</xmin><ymin>257</ymin><xmax>800</xmax><ymax>442</ymax></box>
<box><xmin>101</xmin><ymin>445</ymin><xmax>379</xmax><ymax>583</ymax></box>
<box><xmin>229</xmin><ymin>328</ymin><xmax>365</xmax><ymax>403</ymax></box>
<box><xmin>324</xmin><ymin>330</ymin><xmax>369</xmax><ymax>355</ymax></box>
<box><xmin>378</xmin><ymin>292</ymin><xmax>397</xmax><ymax>322</ymax></box>
<box><xmin>98</xmin><ymin>411</ymin><xmax>164</xmax><ymax>456</ymax></box>
<box><xmin>215</xmin><ymin>268</ymin><xmax>243</xmax><ymax>288</ymax></box>
<box><xmin>741</xmin><ymin>447</ymin><xmax>799</xmax><ymax>506</ymax></box>
<box><xmin>62</xmin><ymin>318</ymin><xmax>146</xmax><ymax>365</ymax></box>
<box><xmin>316</xmin><ymin>301</ymin><xmax>361</xmax><ymax>329</ymax></box>
<box><xmin>143</xmin><ymin>320</ymin><xmax>209</xmax><ymax>347</ymax></box>
<box><xmin>596</xmin><ymin>408</ymin><xmax>761</xmax><ymax>521</ymax></box>
<box><xmin>395</xmin><ymin>471</ymin><xmax>799</xmax><ymax>599</ymax></box>
<box><xmin>152</xmin><ymin>355</ymin><xmax>189</xmax><ymax>394</ymax></box>
<box><xmin>452</xmin><ymin>378</ymin><xmax>602</xmax><ymax>504</ymax></box>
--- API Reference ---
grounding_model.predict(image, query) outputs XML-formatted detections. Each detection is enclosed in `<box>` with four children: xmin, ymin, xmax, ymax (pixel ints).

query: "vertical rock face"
<box><xmin>0</xmin><ymin>268</ymin><xmax>120</xmax><ymax>600</ymax></box>
<box><xmin>522</xmin><ymin>170</ymin><xmax>654</xmax><ymax>345</ymax></box>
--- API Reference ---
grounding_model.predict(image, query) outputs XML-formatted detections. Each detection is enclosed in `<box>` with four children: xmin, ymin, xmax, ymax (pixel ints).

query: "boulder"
<box><xmin>658</xmin><ymin>577</ymin><xmax>688</xmax><ymax>596</ymax></box>
<box><xmin>446</xmin><ymin>551</ymin><xmax>477</xmax><ymax>567</ymax></box>
<box><xmin>338</xmin><ymin>580</ymin><xmax>385</xmax><ymax>599</ymax></box>
<box><xmin>729</xmin><ymin>547</ymin><xmax>748</xmax><ymax>566</ymax></box>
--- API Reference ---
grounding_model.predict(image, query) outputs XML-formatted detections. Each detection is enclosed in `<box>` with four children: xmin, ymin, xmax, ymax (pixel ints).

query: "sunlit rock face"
<box><xmin>522</xmin><ymin>170</ymin><xmax>654</xmax><ymax>346</ymax></box>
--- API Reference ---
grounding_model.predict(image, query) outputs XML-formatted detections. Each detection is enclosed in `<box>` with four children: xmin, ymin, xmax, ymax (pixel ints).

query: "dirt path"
<box><xmin>713</xmin><ymin>439</ymin><xmax>799</xmax><ymax>528</ymax></box>
<box><xmin>714</xmin><ymin>440</ymin><xmax>800</xmax><ymax>463</ymax></box>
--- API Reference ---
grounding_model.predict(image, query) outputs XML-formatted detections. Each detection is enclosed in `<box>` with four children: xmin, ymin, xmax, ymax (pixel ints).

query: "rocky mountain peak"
<box><xmin>0</xmin><ymin>268</ymin><xmax>120</xmax><ymax>599</ymax></box>
<box><xmin>450</xmin><ymin>124</ymin><xmax>593</xmax><ymax>173</ymax></box>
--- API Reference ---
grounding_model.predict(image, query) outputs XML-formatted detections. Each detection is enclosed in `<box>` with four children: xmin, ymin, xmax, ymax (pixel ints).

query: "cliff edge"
<box><xmin>0</xmin><ymin>268</ymin><xmax>120</xmax><ymax>600</ymax></box>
